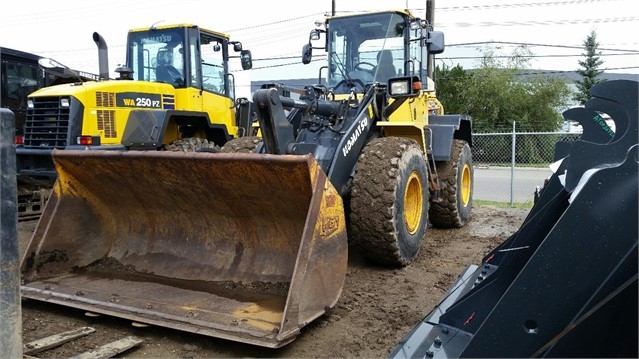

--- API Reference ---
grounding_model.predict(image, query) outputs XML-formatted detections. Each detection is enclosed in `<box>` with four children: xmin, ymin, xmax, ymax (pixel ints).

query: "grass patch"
<box><xmin>474</xmin><ymin>199</ymin><xmax>534</xmax><ymax>209</ymax></box>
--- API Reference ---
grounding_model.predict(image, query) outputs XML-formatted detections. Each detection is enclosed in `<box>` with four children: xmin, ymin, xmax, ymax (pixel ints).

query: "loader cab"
<box><xmin>1</xmin><ymin>47</ymin><xmax>99</xmax><ymax>138</ymax></box>
<box><xmin>303</xmin><ymin>10</ymin><xmax>444</xmax><ymax>95</ymax></box>
<box><xmin>1</xmin><ymin>48</ymin><xmax>42</xmax><ymax>137</ymax></box>
<box><xmin>125</xmin><ymin>24</ymin><xmax>252</xmax><ymax>98</ymax></box>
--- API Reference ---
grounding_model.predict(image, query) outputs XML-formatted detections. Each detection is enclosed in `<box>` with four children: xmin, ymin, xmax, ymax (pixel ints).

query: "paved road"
<box><xmin>473</xmin><ymin>165</ymin><xmax>553</xmax><ymax>204</ymax></box>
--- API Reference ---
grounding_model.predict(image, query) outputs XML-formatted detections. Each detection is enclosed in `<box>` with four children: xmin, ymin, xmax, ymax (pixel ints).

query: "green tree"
<box><xmin>434</xmin><ymin>45</ymin><xmax>572</xmax><ymax>163</ymax></box>
<box><xmin>435</xmin><ymin>45</ymin><xmax>571</xmax><ymax>133</ymax></box>
<box><xmin>574</xmin><ymin>30</ymin><xmax>605</xmax><ymax>105</ymax></box>
<box><xmin>433</xmin><ymin>63</ymin><xmax>471</xmax><ymax>115</ymax></box>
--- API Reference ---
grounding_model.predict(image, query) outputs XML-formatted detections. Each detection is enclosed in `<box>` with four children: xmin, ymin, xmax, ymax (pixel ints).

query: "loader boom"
<box><xmin>253</xmin><ymin>83</ymin><xmax>389</xmax><ymax>195</ymax></box>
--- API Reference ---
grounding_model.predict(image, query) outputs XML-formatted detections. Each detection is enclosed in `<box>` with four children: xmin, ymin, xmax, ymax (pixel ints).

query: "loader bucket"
<box><xmin>388</xmin><ymin>79</ymin><xmax>639</xmax><ymax>359</ymax></box>
<box><xmin>20</xmin><ymin>150</ymin><xmax>348</xmax><ymax>348</ymax></box>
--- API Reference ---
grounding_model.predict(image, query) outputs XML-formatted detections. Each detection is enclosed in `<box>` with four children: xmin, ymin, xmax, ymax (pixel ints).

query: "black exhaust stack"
<box><xmin>93</xmin><ymin>32</ymin><xmax>110</xmax><ymax>80</ymax></box>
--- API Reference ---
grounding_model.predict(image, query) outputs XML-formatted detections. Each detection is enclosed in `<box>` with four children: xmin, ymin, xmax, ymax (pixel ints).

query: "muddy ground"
<box><xmin>17</xmin><ymin>205</ymin><xmax>529</xmax><ymax>358</ymax></box>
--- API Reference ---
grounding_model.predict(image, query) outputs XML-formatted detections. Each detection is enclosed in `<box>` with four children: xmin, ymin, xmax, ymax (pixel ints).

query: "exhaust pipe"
<box><xmin>92</xmin><ymin>32</ymin><xmax>110</xmax><ymax>80</ymax></box>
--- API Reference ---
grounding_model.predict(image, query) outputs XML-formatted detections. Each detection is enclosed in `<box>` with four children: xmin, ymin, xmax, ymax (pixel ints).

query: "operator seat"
<box><xmin>156</xmin><ymin>49</ymin><xmax>184</xmax><ymax>87</ymax></box>
<box><xmin>374</xmin><ymin>50</ymin><xmax>397</xmax><ymax>83</ymax></box>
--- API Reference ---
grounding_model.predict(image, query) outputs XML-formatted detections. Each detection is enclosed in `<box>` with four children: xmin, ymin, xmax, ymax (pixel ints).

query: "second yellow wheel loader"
<box><xmin>21</xmin><ymin>10</ymin><xmax>473</xmax><ymax>348</ymax></box>
<box><xmin>14</xmin><ymin>23</ymin><xmax>253</xmax><ymax>221</ymax></box>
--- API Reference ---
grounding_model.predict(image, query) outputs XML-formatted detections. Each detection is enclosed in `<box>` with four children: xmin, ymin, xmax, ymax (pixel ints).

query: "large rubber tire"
<box><xmin>348</xmin><ymin>137</ymin><xmax>429</xmax><ymax>267</ymax></box>
<box><xmin>218</xmin><ymin>136</ymin><xmax>262</xmax><ymax>153</ymax></box>
<box><xmin>429</xmin><ymin>139</ymin><xmax>473</xmax><ymax>228</ymax></box>
<box><xmin>164</xmin><ymin>137</ymin><xmax>219</xmax><ymax>152</ymax></box>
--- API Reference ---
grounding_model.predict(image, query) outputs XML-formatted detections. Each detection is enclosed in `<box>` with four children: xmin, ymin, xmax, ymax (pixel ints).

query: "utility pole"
<box><xmin>0</xmin><ymin>108</ymin><xmax>22</xmax><ymax>358</ymax></box>
<box><xmin>332</xmin><ymin>0</ymin><xmax>335</xmax><ymax>16</ymax></box>
<box><xmin>426</xmin><ymin>0</ymin><xmax>435</xmax><ymax>79</ymax></box>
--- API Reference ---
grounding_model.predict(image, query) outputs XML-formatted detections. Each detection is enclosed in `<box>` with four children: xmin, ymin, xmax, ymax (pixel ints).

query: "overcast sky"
<box><xmin>1</xmin><ymin>0</ymin><xmax>637</xmax><ymax>97</ymax></box>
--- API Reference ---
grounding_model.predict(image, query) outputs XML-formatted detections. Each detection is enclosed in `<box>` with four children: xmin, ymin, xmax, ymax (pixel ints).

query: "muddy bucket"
<box><xmin>20</xmin><ymin>150</ymin><xmax>348</xmax><ymax>348</ymax></box>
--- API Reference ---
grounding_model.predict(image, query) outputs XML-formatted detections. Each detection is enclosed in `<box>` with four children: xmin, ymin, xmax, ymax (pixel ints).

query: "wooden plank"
<box><xmin>23</xmin><ymin>327</ymin><xmax>96</xmax><ymax>355</ymax></box>
<box><xmin>69</xmin><ymin>336</ymin><xmax>144</xmax><ymax>359</ymax></box>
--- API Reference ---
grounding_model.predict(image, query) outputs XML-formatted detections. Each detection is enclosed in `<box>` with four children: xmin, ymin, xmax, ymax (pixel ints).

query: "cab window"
<box><xmin>200</xmin><ymin>40</ymin><xmax>225</xmax><ymax>94</ymax></box>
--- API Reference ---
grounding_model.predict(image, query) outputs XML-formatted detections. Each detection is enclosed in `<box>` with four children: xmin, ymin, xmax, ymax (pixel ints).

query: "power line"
<box><xmin>226</xmin><ymin>64</ymin><xmax>639</xmax><ymax>85</ymax></box>
<box><xmin>9</xmin><ymin>3</ymin><xmax>637</xmax><ymax>76</ymax></box>
<box><xmin>248</xmin><ymin>57</ymin><xmax>325</xmax><ymax>71</ymax></box>
<box><xmin>23</xmin><ymin>17</ymin><xmax>639</xmax><ymax>59</ymax></box>
<box><xmin>334</xmin><ymin>0</ymin><xmax>622</xmax><ymax>15</ymax></box>
<box><xmin>249</xmin><ymin>50</ymin><xmax>637</xmax><ymax>64</ymax></box>
<box><xmin>424</xmin><ymin>0</ymin><xmax>621</xmax><ymax>12</ymax></box>
<box><xmin>440</xmin><ymin>53</ymin><xmax>639</xmax><ymax>60</ymax></box>
<box><xmin>511</xmin><ymin>66</ymin><xmax>639</xmax><ymax>76</ymax></box>
<box><xmin>32</xmin><ymin>37</ymin><xmax>638</xmax><ymax>64</ymax></box>
<box><xmin>438</xmin><ymin>16</ymin><xmax>639</xmax><ymax>28</ymax></box>
<box><xmin>225</xmin><ymin>12</ymin><xmax>325</xmax><ymax>32</ymax></box>
<box><xmin>448</xmin><ymin>41</ymin><xmax>639</xmax><ymax>53</ymax></box>
<box><xmin>431</xmin><ymin>66</ymin><xmax>639</xmax><ymax>79</ymax></box>
<box><xmin>335</xmin><ymin>0</ymin><xmax>630</xmax><ymax>19</ymax></box>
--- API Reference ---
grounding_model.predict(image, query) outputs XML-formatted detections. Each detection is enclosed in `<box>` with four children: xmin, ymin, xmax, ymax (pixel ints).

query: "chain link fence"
<box><xmin>471</xmin><ymin>129</ymin><xmax>581</xmax><ymax>207</ymax></box>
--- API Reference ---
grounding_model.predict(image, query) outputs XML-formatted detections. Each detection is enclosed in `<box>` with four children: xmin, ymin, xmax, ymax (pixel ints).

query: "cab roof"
<box><xmin>0</xmin><ymin>46</ymin><xmax>42</xmax><ymax>62</ymax></box>
<box><xmin>325</xmin><ymin>9</ymin><xmax>417</xmax><ymax>22</ymax></box>
<box><xmin>128</xmin><ymin>23</ymin><xmax>230</xmax><ymax>40</ymax></box>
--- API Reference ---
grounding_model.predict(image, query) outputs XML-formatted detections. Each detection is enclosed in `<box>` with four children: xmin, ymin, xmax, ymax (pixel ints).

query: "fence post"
<box><xmin>0</xmin><ymin>108</ymin><xmax>22</xmax><ymax>358</ymax></box>
<box><xmin>510</xmin><ymin>121</ymin><xmax>516</xmax><ymax>207</ymax></box>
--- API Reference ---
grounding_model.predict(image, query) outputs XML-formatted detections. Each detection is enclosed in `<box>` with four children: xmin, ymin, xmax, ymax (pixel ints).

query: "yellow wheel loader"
<box><xmin>14</xmin><ymin>24</ymin><xmax>253</xmax><ymax>219</ymax></box>
<box><xmin>21</xmin><ymin>10</ymin><xmax>473</xmax><ymax>348</ymax></box>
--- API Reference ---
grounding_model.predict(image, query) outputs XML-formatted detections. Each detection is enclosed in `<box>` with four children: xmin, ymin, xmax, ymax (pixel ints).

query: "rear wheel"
<box><xmin>348</xmin><ymin>137</ymin><xmax>429</xmax><ymax>266</ymax></box>
<box><xmin>164</xmin><ymin>137</ymin><xmax>219</xmax><ymax>152</ymax></box>
<box><xmin>429</xmin><ymin>139</ymin><xmax>473</xmax><ymax>228</ymax></box>
<box><xmin>219</xmin><ymin>136</ymin><xmax>262</xmax><ymax>153</ymax></box>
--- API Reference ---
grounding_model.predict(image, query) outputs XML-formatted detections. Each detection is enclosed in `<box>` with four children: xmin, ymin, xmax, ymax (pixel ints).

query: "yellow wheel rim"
<box><xmin>460</xmin><ymin>163</ymin><xmax>471</xmax><ymax>206</ymax></box>
<box><xmin>404</xmin><ymin>171</ymin><xmax>423</xmax><ymax>235</ymax></box>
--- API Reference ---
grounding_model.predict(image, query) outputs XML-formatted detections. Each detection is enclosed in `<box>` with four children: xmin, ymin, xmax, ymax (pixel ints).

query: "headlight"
<box><xmin>388</xmin><ymin>76</ymin><xmax>421</xmax><ymax>98</ymax></box>
<box><xmin>389</xmin><ymin>81</ymin><xmax>409</xmax><ymax>96</ymax></box>
<box><xmin>27</xmin><ymin>99</ymin><xmax>34</xmax><ymax>109</ymax></box>
<box><xmin>60</xmin><ymin>98</ymin><xmax>70</xmax><ymax>107</ymax></box>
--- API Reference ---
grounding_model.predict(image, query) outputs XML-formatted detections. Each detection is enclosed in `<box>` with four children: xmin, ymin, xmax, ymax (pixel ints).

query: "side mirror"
<box><xmin>233</xmin><ymin>42</ymin><xmax>243</xmax><ymax>52</ymax></box>
<box><xmin>427</xmin><ymin>31</ymin><xmax>445</xmax><ymax>54</ymax></box>
<box><xmin>302</xmin><ymin>44</ymin><xmax>312</xmax><ymax>65</ymax></box>
<box><xmin>240</xmin><ymin>50</ymin><xmax>252</xmax><ymax>70</ymax></box>
<box><xmin>213</xmin><ymin>44</ymin><xmax>221</xmax><ymax>52</ymax></box>
<box><xmin>310</xmin><ymin>29</ymin><xmax>321</xmax><ymax>41</ymax></box>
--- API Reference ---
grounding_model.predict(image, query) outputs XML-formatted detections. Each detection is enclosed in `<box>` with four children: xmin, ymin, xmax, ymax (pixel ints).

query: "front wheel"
<box><xmin>164</xmin><ymin>137</ymin><xmax>219</xmax><ymax>152</ymax></box>
<box><xmin>348</xmin><ymin>137</ymin><xmax>429</xmax><ymax>266</ymax></box>
<box><xmin>218</xmin><ymin>136</ymin><xmax>262</xmax><ymax>153</ymax></box>
<box><xmin>429</xmin><ymin>139</ymin><xmax>473</xmax><ymax>228</ymax></box>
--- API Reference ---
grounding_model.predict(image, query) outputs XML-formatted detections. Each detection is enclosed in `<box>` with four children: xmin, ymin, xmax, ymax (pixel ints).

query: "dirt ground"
<box><xmin>17</xmin><ymin>205</ymin><xmax>529</xmax><ymax>358</ymax></box>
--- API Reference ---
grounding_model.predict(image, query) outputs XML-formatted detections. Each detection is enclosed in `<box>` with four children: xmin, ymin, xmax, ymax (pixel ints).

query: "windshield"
<box><xmin>327</xmin><ymin>12</ymin><xmax>406</xmax><ymax>93</ymax></box>
<box><xmin>127</xmin><ymin>29</ymin><xmax>186</xmax><ymax>87</ymax></box>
